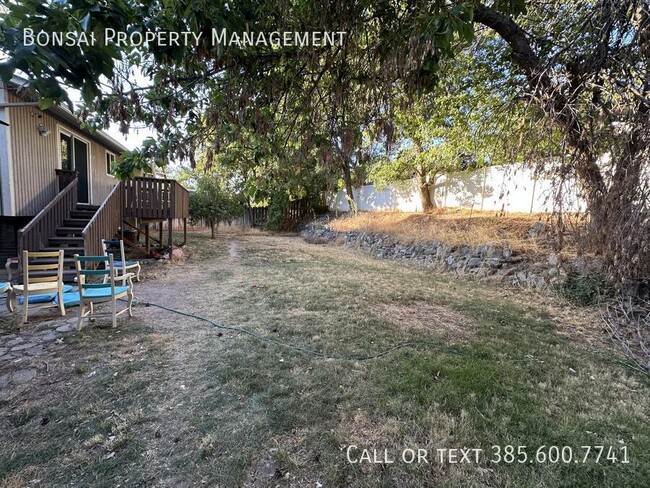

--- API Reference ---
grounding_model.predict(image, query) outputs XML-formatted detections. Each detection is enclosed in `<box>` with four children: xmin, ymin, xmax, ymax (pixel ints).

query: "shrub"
<box><xmin>558</xmin><ymin>269</ymin><xmax>611</xmax><ymax>306</ymax></box>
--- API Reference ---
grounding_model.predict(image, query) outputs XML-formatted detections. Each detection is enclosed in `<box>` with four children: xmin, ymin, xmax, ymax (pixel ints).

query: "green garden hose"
<box><xmin>135</xmin><ymin>300</ymin><xmax>467</xmax><ymax>361</ymax></box>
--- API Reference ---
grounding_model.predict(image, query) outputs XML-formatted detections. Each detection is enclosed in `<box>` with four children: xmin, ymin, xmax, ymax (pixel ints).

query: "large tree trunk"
<box><xmin>341</xmin><ymin>161</ymin><xmax>356</xmax><ymax>210</ymax></box>
<box><xmin>210</xmin><ymin>222</ymin><xmax>216</xmax><ymax>239</ymax></box>
<box><xmin>474</xmin><ymin>5</ymin><xmax>608</xmax><ymax>222</ymax></box>
<box><xmin>474</xmin><ymin>3</ymin><xmax>650</xmax><ymax>280</ymax></box>
<box><xmin>418</xmin><ymin>172</ymin><xmax>435</xmax><ymax>212</ymax></box>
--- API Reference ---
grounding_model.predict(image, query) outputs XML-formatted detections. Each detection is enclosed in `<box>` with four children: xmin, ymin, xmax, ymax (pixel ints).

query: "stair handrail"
<box><xmin>18</xmin><ymin>178</ymin><xmax>78</xmax><ymax>256</ymax></box>
<box><xmin>82</xmin><ymin>181</ymin><xmax>124</xmax><ymax>257</ymax></box>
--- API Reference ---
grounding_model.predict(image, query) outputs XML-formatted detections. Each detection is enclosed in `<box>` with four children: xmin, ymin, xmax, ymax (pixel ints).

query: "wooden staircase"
<box><xmin>27</xmin><ymin>203</ymin><xmax>100</xmax><ymax>282</ymax></box>
<box><xmin>16</xmin><ymin>174</ymin><xmax>190</xmax><ymax>283</ymax></box>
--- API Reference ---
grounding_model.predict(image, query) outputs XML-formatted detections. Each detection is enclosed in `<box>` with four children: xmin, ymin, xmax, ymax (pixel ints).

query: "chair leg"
<box><xmin>112</xmin><ymin>300</ymin><xmax>117</xmax><ymax>328</ymax></box>
<box><xmin>136</xmin><ymin>264</ymin><xmax>141</xmax><ymax>282</ymax></box>
<box><xmin>58</xmin><ymin>290</ymin><xmax>66</xmax><ymax>317</ymax></box>
<box><xmin>22</xmin><ymin>297</ymin><xmax>29</xmax><ymax>324</ymax></box>
<box><xmin>6</xmin><ymin>290</ymin><xmax>16</xmax><ymax>313</ymax></box>
<box><xmin>77</xmin><ymin>304</ymin><xmax>85</xmax><ymax>331</ymax></box>
<box><xmin>127</xmin><ymin>290</ymin><xmax>134</xmax><ymax>318</ymax></box>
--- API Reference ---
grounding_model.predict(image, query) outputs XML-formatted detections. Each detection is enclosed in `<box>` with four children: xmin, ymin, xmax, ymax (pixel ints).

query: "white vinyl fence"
<box><xmin>328</xmin><ymin>163</ymin><xmax>586</xmax><ymax>214</ymax></box>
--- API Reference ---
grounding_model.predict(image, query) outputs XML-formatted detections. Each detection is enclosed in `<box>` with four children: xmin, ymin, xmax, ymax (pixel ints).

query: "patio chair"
<box><xmin>74</xmin><ymin>254</ymin><xmax>134</xmax><ymax>330</ymax></box>
<box><xmin>102</xmin><ymin>239</ymin><xmax>141</xmax><ymax>282</ymax></box>
<box><xmin>7</xmin><ymin>250</ymin><xmax>65</xmax><ymax>323</ymax></box>
<box><xmin>1</xmin><ymin>282</ymin><xmax>11</xmax><ymax>312</ymax></box>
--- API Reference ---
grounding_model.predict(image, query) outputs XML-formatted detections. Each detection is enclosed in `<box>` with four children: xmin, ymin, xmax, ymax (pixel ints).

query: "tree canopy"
<box><xmin>1</xmin><ymin>0</ymin><xmax>648</xmax><ymax>280</ymax></box>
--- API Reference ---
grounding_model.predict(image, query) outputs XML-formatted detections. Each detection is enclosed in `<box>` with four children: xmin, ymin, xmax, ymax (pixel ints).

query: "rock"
<box><xmin>11</xmin><ymin>342</ymin><xmax>38</xmax><ymax>352</ymax></box>
<box><xmin>458</xmin><ymin>246</ymin><xmax>472</xmax><ymax>257</ymax></box>
<box><xmin>547</xmin><ymin>252</ymin><xmax>561</xmax><ymax>266</ymax></box>
<box><xmin>56</xmin><ymin>324</ymin><xmax>76</xmax><ymax>333</ymax></box>
<box><xmin>40</xmin><ymin>332</ymin><xmax>58</xmax><ymax>343</ymax></box>
<box><xmin>531</xmin><ymin>275</ymin><xmax>547</xmax><ymax>289</ymax></box>
<box><xmin>11</xmin><ymin>368</ymin><xmax>37</xmax><ymax>384</ymax></box>
<box><xmin>0</xmin><ymin>373</ymin><xmax>10</xmax><ymax>389</ymax></box>
<box><xmin>485</xmin><ymin>258</ymin><xmax>503</xmax><ymax>269</ymax></box>
<box><xmin>0</xmin><ymin>348</ymin><xmax>7</xmax><ymax>357</ymax></box>
<box><xmin>503</xmin><ymin>248</ymin><xmax>513</xmax><ymax>259</ymax></box>
<box><xmin>486</xmin><ymin>246</ymin><xmax>503</xmax><ymax>259</ymax></box>
<box><xmin>516</xmin><ymin>271</ymin><xmax>528</xmax><ymax>283</ymax></box>
<box><xmin>5</xmin><ymin>338</ymin><xmax>23</xmax><ymax>348</ymax></box>
<box><xmin>466</xmin><ymin>257</ymin><xmax>483</xmax><ymax>268</ymax></box>
<box><xmin>528</xmin><ymin>221</ymin><xmax>547</xmax><ymax>238</ymax></box>
<box><xmin>25</xmin><ymin>346</ymin><xmax>47</xmax><ymax>357</ymax></box>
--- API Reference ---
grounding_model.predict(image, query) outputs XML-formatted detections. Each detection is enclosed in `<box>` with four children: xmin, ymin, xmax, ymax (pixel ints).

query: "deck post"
<box><xmin>167</xmin><ymin>218</ymin><xmax>173</xmax><ymax>254</ymax></box>
<box><xmin>119</xmin><ymin>182</ymin><xmax>124</xmax><ymax>241</ymax></box>
<box><xmin>159</xmin><ymin>221</ymin><xmax>163</xmax><ymax>249</ymax></box>
<box><xmin>182</xmin><ymin>218</ymin><xmax>187</xmax><ymax>246</ymax></box>
<box><xmin>145</xmin><ymin>223</ymin><xmax>150</xmax><ymax>254</ymax></box>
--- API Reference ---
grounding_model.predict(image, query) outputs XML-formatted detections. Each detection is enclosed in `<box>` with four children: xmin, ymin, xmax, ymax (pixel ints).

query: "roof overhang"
<box><xmin>2</xmin><ymin>75</ymin><xmax>131</xmax><ymax>154</ymax></box>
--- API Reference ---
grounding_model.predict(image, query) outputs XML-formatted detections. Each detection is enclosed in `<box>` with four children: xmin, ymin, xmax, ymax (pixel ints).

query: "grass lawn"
<box><xmin>1</xmin><ymin>229</ymin><xmax>648</xmax><ymax>487</ymax></box>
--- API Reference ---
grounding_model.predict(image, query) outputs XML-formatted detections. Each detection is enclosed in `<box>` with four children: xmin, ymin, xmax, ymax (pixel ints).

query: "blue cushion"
<box><xmin>114</xmin><ymin>260</ymin><xmax>138</xmax><ymax>267</ymax></box>
<box><xmin>17</xmin><ymin>285</ymin><xmax>74</xmax><ymax>305</ymax></box>
<box><xmin>1</xmin><ymin>282</ymin><xmax>10</xmax><ymax>293</ymax></box>
<box><xmin>53</xmin><ymin>291</ymin><xmax>81</xmax><ymax>307</ymax></box>
<box><xmin>82</xmin><ymin>286</ymin><xmax>130</xmax><ymax>299</ymax></box>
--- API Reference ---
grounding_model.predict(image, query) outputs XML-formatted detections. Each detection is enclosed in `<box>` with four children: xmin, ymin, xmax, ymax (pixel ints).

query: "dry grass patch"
<box><xmin>371</xmin><ymin>302</ymin><xmax>473</xmax><ymax>340</ymax></box>
<box><xmin>329</xmin><ymin>209</ymin><xmax>567</xmax><ymax>253</ymax></box>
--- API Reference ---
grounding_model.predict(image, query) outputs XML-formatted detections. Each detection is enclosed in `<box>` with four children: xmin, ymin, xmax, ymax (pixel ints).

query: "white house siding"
<box><xmin>4</xmin><ymin>89</ymin><xmax>119</xmax><ymax>215</ymax></box>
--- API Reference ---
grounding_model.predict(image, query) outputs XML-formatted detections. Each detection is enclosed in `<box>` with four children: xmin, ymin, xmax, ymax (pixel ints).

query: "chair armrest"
<box><xmin>114</xmin><ymin>273</ymin><xmax>135</xmax><ymax>283</ymax></box>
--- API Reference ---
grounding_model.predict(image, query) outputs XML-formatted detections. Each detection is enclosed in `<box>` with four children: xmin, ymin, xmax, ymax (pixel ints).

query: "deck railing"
<box><xmin>55</xmin><ymin>169</ymin><xmax>79</xmax><ymax>192</ymax></box>
<box><xmin>18</xmin><ymin>179</ymin><xmax>78</xmax><ymax>255</ymax></box>
<box><xmin>82</xmin><ymin>182</ymin><xmax>123</xmax><ymax>257</ymax></box>
<box><xmin>123</xmin><ymin>177</ymin><xmax>189</xmax><ymax>220</ymax></box>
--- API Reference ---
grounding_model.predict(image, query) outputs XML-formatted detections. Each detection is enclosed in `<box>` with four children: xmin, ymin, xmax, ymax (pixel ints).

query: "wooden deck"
<box><xmin>123</xmin><ymin>177</ymin><xmax>189</xmax><ymax>221</ymax></box>
<box><xmin>20</xmin><ymin>176</ymin><xmax>190</xmax><ymax>261</ymax></box>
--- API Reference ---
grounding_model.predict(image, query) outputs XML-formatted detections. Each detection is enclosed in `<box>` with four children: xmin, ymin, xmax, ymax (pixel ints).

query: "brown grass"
<box><xmin>329</xmin><ymin>209</ymin><xmax>558</xmax><ymax>252</ymax></box>
<box><xmin>370</xmin><ymin>302</ymin><xmax>473</xmax><ymax>340</ymax></box>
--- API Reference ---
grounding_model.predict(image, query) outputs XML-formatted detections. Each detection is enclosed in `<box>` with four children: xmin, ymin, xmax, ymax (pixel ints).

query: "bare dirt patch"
<box><xmin>371</xmin><ymin>302</ymin><xmax>473</xmax><ymax>339</ymax></box>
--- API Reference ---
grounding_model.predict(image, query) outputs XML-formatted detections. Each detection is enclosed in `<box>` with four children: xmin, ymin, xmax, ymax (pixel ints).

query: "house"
<box><xmin>0</xmin><ymin>76</ymin><xmax>188</xmax><ymax>277</ymax></box>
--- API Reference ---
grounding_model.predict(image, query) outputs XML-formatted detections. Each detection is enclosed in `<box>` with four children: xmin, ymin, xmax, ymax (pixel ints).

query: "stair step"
<box><xmin>70</xmin><ymin>210</ymin><xmax>95</xmax><ymax>219</ymax></box>
<box><xmin>49</xmin><ymin>237</ymin><xmax>84</xmax><ymax>246</ymax></box>
<box><xmin>41</xmin><ymin>246</ymin><xmax>84</xmax><ymax>256</ymax></box>
<box><xmin>28</xmin><ymin>269</ymin><xmax>78</xmax><ymax>282</ymax></box>
<box><xmin>77</xmin><ymin>204</ymin><xmax>100</xmax><ymax>211</ymax></box>
<box><xmin>30</xmin><ymin>257</ymin><xmax>77</xmax><ymax>267</ymax></box>
<box><xmin>56</xmin><ymin>227</ymin><xmax>84</xmax><ymax>236</ymax></box>
<box><xmin>63</xmin><ymin>219</ymin><xmax>89</xmax><ymax>227</ymax></box>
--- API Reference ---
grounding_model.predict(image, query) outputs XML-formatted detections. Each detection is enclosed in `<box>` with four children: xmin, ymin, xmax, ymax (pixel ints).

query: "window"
<box><xmin>106</xmin><ymin>151</ymin><xmax>116</xmax><ymax>176</ymax></box>
<box><xmin>60</xmin><ymin>133</ymin><xmax>72</xmax><ymax>171</ymax></box>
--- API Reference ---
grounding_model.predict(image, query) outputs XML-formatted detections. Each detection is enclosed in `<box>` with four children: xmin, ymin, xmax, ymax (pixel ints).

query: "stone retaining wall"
<box><xmin>300</xmin><ymin>219</ymin><xmax>602</xmax><ymax>290</ymax></box>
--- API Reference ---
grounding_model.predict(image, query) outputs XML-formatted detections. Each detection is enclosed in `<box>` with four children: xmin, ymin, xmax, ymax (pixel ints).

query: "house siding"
<box><xmin>5</xmin><ymin>89</ymin><xmax>120</xmax><ymax>215</ymax></box>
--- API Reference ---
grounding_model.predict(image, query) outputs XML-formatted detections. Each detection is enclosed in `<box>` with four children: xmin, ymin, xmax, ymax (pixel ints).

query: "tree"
<box><xmin>2</xmin><ymin>0</ymin><xmax>647</xmax><ymax>280</ymax></box>
<box><xmin>188</xmin><ymin>173</ymin><xmax>242</xmax><ymax>239</ymax></box>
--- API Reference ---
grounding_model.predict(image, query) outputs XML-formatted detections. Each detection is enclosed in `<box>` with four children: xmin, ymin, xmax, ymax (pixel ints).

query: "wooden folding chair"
<box><xmin>102</xmin><ymin>239</ymin><xmax>141</xmax><ymax>282</ymax></box>
<box><xmin>7</xmin><ymin>250</ymin><xmax>65</xmax><ymax>323</ymax></box>
<box><xmin>74</xmin><ymin>254</ymin><xmax>134</xmax><ymax>330</ymax></box>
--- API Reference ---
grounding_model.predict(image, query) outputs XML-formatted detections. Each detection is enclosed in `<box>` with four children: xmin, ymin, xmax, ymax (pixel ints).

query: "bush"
<box><xmin>558</xmin><ymin>269</ymin><xmax>611</xmax><ymax>306</ymax></box>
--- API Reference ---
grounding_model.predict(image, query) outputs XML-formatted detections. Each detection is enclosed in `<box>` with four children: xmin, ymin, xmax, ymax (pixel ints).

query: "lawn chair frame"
<box><xmin>7</xmin><ymin>250</ymin><xmax>65</xmax><ymax>324</ymax></box>
<box><xmin>74</xmin><ymin>254</ymin><xmax>134</xmax><ymax>330</ymax></box>
<box><xmin>101</xmin><ymin>239</ymin><xmax>141</xmax><ymax>282</ymax></box>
